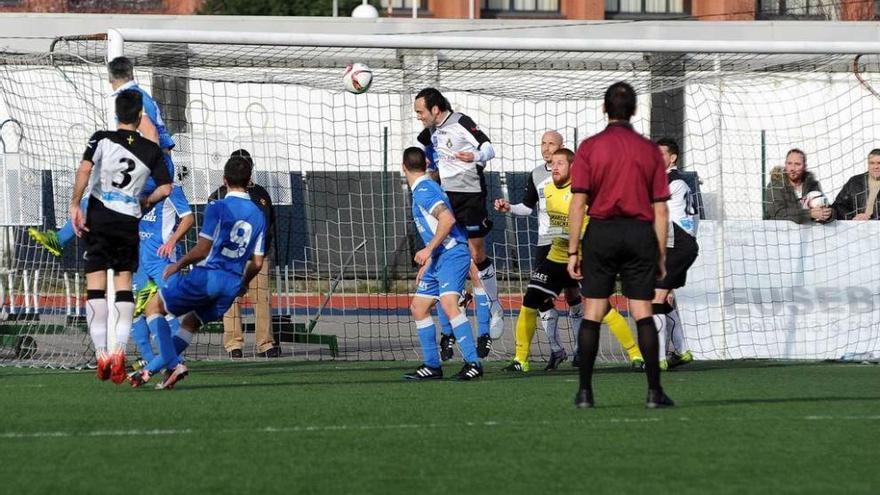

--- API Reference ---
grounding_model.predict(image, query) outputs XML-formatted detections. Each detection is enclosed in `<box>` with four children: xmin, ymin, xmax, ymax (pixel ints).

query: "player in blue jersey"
<box><xmin>402</xmin><ymin>147</ymin><xmax>482</xmax><ymax>381</ymax></box>
<box><xmin>129</xmin><ymin>155</ymin><xmax>266</xmax><ymax>390</ymax></box>
<box><xmin>128</xmin><ymin>182</ymin><xmax>194</xmax><ymax>374</ymax></box>
<box><xmin>29</xmin><ymin>56</ymin><xmax>181</xmax><ymax>256</ymax></box>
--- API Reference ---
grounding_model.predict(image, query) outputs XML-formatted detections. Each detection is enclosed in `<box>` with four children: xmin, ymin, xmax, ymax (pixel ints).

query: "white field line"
<box><xmin>2</xmin><ymin>416</ymin><xmax>878</xmax><ymax>440</ymax></box>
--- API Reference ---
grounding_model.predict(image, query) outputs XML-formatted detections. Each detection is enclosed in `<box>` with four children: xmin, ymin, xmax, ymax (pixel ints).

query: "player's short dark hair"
<box><xmin>230</xmin><ymin>148</ymin><xmax>254</xmax><ymax>172</ymax></box>
<box><xmin>224</xmin><ymin>155</ymin><xmax>252</xmax><ymax>188</ymax></box>
<box><xmin>656</xmin><ymin>138</ymin><xmax>679</xmax><ymax>158</ymax></box>
<box><xmin>868</xmin><ymin>148</ymin><xmax>880</xmax><ymax>158</ymax></box>
<box><xmin>115</xmin><ymin>90</ymin><xmax>142</xmax><ymax>125</ymax></box>
<box><xmin>415</xmin><ymin>87</ymin><xmax>451</xmax><ymax>113</ymax></box>
<box><xmin>108</xmin><ymin>56</ymin><xmax>134</xmax><ymax>82</ymax></box>
<box><xmin>402</xmin><ymin>147</ymin><xmax>427</xmax><ymax>172</ymax></box>
<box><xmin>786</xmin><ymin>148</ymin><xmax>806</xmax><ymax>164</ymax></box>
<box><xmin>552</xmin><ymin>148</ymin><xmax>574</xmax><ymax>164</ymax></box>
<box><xmin>604</xmin><ymin>81</ymin><xmax>637</xmax><ymax>121</ymax></box>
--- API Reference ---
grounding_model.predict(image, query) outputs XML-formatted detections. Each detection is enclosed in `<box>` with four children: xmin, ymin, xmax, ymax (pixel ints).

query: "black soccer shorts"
<box><xmin>580</xmin><ymin>218</ymin><xmax>659</xmax><ymax>301</ymax></box>
<box><xmin>447</xmin><ymin>191</ymin><xmax>493</xmax><ymax>239</ymax></box>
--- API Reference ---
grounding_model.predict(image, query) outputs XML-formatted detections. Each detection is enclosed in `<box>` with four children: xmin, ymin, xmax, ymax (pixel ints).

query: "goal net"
<box><xmin>0</xmin><ymin>29</ymin><xmax>879</xmax><ymax>367</ymax></box>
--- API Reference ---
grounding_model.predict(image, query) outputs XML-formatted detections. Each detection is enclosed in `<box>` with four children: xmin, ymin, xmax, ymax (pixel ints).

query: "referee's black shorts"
<box><xmin>447</xmin><ymin>191</ymin><xmax>493</xmax><ymax>239</ymax></box>
<box><xmin>580</xmin><ymin>218</ymin><xmax>658</xmax><ymax>301</ymax></box>
<box><xmin>657</xmin><ymin>228</ymin><xmax>699</xmax><ymax>291</ymax></box>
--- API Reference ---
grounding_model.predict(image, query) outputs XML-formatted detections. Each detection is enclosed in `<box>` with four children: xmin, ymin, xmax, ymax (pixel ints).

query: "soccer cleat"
<box><xmin>646</xmin><ymin>389</ymin><xmax>675</xmax><ymax>409</ymax></box>
<box><xmin>574</xmin><ymin>389</ymin><xmax>594</xmax><ymax>409</ymax></box>
<box><xmin>571</xmin><ymin>352</ymin><xmax>581</xmax><ymax>368</ymax></box>
<box><xmin>489</xmin><ymin>302</ymin><xmax>505</xmax><ymax>338</ymax></box>
<box><xmin>667</xmin><ymin>350</ymin><xmax>694</xmax><ymax>369</ymax></box>
<box><xmin>455</xmin><ymin>362</ymin><xmax>483</xmax><ymax>381</ymax></box>
<box><xmin>502</xmin><ymin>359</ymin><xmax>529</xmax><ymax>373</ymax></box>
<box><xmin>127</xmin><ymin>369</ymin><xmax>151</xmax><ymax>388</ymax></box>
<box><xmin>259</xmin><ymin>347</ymin><xmax>281</xmax><ymax>358</ymax></box>
<box><xmin>229</xmin><ymin>348</ymin><xmax>243</xmax><ymax>359</ymax></box>
<box><xmin>129</xmin><ymin>358</ymin><xmax>148</xmax><ymax>373</ymax></box>
<box><xmin>630</xmin><ymin>358</ymin><xmax>645</xmax><ymax>372</ymax></box>
<box><xmin>27</xmin><ymin>228</ymin><xmax>62</xmax><ymax>257</ymax></box>
<box><xmin>96</xmin><ymin>354</ymin><xmax>111</xmax><ymax>381</ymax></box>
<box><xmin>477</xmin><ymin>334</ymin><xmax>493</xmax><ymax>358</ymax></box>
<box><xmin>403</xmin><ymin>364</ymin><xmax>443</xmax><ymax>381</ymax></box>
<box><xmin>110</xmin><ymin>352</ymin><xmax>127</xmax><ymax>384</ymax></box>
<box><xmin>545</xmin><ymin>350</ymin><xmax>567</xmax><ymax>371</ymax></box>
<box><xmin>439</xmin><ymin>334</ymin><xmax>456</xmax><ymax>362</ymax></box>
<box><xmin>134</xmin><ymin>280</ymin><xmax>158</xmax><ymax>317</ymax></box>
<box><xmin>659</xmin><ymin>359</ymin><xmax>669</xmax><ymax>371</ymax></box>
<box><xmin>156</xmin><ymin>363</ymin><xmax>188</xmax><ymax>390</ymax></box>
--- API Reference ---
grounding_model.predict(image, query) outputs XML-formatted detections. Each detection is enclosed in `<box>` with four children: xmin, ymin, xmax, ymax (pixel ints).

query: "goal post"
<box><xmin>1</xmin><ymin>23</ymin><xmax>879</xmax><ymax>367</ymax></box>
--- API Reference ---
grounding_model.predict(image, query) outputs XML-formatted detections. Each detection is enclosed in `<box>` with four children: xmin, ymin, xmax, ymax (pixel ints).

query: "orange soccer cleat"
<box><xmin>110</xmin><ymin>351</ymin><xmax>127</xmax><ymax>385</ymax></box>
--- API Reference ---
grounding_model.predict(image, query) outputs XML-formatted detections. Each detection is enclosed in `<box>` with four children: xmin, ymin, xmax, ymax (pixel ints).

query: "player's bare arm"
<box><xmin>413</xmin><ymin>203</ymin><xmax>455</xmax><ymax>266</ymax></box>
<box><xmin>138</xmin><ymin>115</ymin><xmax>159</xmax><ymax>145</ymax></box>
<box><xmin>567</xmin><ymin>192</ymin><xmax>588</xmax><ymax>280</ymax></box>
<box><xmin>157</xmin><ymin>213</ymin><xmax>194</xmax><ymax>258</ymax></box>
<box><xmin>163</xmin><ymin>236</ymin><xmax>212</xmax><ymax>280</ymax></box>
<box><xmin>653</xmin><ymin>201</ymin><xmax>669</xmax><ymax>281</ymax></box>
<box><xmin>69</xmin><ymin>159</ymin><xmax>93</xmax><ymax>237</ymax></box>
<box><xmin>238</xmin><ymin>254</ymin><xmax>265</xmax><ymax>297</ymax></box>
<box><xmin>142</xmin><ymin>183</ymin><xmax>172</xmax><ymax>211</ymax></box>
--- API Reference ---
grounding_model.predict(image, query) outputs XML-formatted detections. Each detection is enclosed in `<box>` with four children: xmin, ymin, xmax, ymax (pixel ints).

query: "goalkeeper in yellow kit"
<box><xmin>503</xmin><ymin>148</ymin><xmax>643</xmax><ymax>372</ymax></box>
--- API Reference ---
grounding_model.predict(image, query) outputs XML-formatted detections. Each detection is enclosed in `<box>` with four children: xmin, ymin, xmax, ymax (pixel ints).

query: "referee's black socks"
<box><xmin>577</xmin><ymin>319</ymin><xmax>602</xmax><ymax>391</ymax></box>
<box><xmin>636</xmin><ymin>317</ymin><xmax>662</xmax><ymax>391</ymax></box>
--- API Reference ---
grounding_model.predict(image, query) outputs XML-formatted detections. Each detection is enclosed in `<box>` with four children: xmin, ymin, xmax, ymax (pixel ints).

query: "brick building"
<box><xmin>384</xmin><ymin>0</ymin><xmax>877</xmax><ymax>21</ymax></box>
<box><xmin>0</xmin><ymin>1</ymin><xmax>876</xmax><ymax>20</ymax></box>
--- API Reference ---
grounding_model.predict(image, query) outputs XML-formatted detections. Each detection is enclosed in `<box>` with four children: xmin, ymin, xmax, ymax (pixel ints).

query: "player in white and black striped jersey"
<box><xmin>653</xmin><ymin>138</ymin><xmax>699</xmax><ymax>370</ymax></box>
<box><xmin>69</xmin><ymin>90</ymin><xmax>173</xmax><ymax>385</ymax></box>
<box><xmin>414</xmin><ymin>88</ymin><xmax>503</xmax><ymax>357</ymax></box>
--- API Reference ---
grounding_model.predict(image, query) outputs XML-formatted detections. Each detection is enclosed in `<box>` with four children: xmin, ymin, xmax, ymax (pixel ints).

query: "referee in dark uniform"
<box><xmin>567</xmin><ymin>82</ymin><xmax>674</xmax><ymax>409</ymax></box>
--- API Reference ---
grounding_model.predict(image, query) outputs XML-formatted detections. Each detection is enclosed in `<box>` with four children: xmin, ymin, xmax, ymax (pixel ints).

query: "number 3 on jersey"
<box><xmin>221</xmin><ymin>220</ymin><xmax>253</xmax><ymax>258</ymax></box>
<box><xmin>112</xmin><ymin>157</ymin><xmax>136</xmax><ymax>189</ymax></box>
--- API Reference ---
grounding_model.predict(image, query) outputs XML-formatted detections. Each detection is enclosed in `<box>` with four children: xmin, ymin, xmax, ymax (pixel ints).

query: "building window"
<box><xmin>380</xmin><ymin>0</ymin><xmax>425</xmax><ymax>9</ymax></box>
<box><xmin>756</xmin><ymin>0</ymin><xmax>830</xmax><ymax>19</ymax></box>
<box><xmin>605</xmin><ymin>0</ymin><xmax>689</xmax><ymax>17</ymax></box>
<box><xmin>482</xmin><ymin>0</ymin><xmax>561</xmax><ymax>15</ymax></box>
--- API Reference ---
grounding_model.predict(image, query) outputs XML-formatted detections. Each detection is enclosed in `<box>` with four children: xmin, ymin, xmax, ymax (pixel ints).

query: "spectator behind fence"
<box><xmin>832</xmin><ymin>149</ymin><xmax>880</xmax><ymax>221</ymax></box>
<box><xmin>763</xmin><ymin>148</ymin><xmax>832</xmax><ymax>224</ymax></box>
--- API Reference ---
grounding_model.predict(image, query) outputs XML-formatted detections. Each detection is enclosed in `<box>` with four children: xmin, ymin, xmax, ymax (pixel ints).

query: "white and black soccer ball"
<box><xmin>800</xmin><ymin>190</ymin><xmax>829</xmax><ymax>209</ymax></box>
<box><xmin>342</xmin><ymin>63</ymin><xmax>373</xmax><ymax>94</ymax></box>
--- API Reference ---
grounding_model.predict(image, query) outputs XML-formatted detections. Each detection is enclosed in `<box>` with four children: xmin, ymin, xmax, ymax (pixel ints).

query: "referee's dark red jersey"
<box><xmin>570</xmin><ymin>122</ymin><xmax>670</xmax><ymax>219</ymax></box>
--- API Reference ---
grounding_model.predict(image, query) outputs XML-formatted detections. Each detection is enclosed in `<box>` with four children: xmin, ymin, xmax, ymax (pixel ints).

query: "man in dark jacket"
<box><xmin>832</xmin><ymin>149</ymin><xmax>880</xmax><ymax>221</ymax></box>
<box><xmin>763</xmin><ymin>149</ymin><xmax>832</xmax><ymax>224</ymax></box>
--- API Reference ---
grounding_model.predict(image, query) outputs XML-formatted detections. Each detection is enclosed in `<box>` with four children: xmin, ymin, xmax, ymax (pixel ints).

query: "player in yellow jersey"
<box><xmin>503</xmin><ymin>148</ymin><xmax>643</xmax><ymax>372</ymax></box>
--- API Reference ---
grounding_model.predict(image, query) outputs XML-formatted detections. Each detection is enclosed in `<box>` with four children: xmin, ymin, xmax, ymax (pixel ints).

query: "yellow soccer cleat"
<box><xmin>27</xmin><ymin>228</ymin><xmax>62</xmax><ymax>257</ymax></box>
<box><xmin>134</xmin><ymin>279</ymin><xmax>158</xmax><ymax>317</ymax></box>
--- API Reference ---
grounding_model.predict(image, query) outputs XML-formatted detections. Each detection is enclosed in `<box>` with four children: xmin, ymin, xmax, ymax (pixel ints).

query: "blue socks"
<box><xmin>145</xmin><ymin>315</ymin><xmax>179</xmax><ymax>374</ymax></box>
<box><xmin>57</xmin><ymin>221</ymin><xmax>75</xmax><ymax>247</ymax></box>
<box><xmin>474</xmin><ymin>287</ymin><xmax>490</xmax><ymax>337</ymax></box>
<box><xmin>416</xmin><ymin>318</ymin><xmax>440</xmax><ymax>368</ymax></box>
<box><xmin>450</xmin><ymin>313</ymin><xmax>479</xmax><ymax>364</ymax></box>
<box><xmin>131</xmin><ymin>316</ymin><xmax>155</xmax><ymax>362</ymax></box>
<box><xmin>437</xmin><ymin>306</ymin><xmax>453</xmax><ymax>337</ymax></box>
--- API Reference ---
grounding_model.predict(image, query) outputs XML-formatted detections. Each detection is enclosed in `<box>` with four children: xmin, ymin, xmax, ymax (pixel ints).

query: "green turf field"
<box><xmin>0</xmin><ymin>360</ymin><xmax>877</xmax><ymax>495</ymax></box>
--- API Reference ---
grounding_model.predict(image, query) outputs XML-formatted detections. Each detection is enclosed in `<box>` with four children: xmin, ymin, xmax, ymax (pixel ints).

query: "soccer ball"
<box><xmin>800</xmin><ymin>190</ymin><xmax>829</xmax><ymax>209</ymax></box>
<box><xmin>342</xmin><ymin>63</ymin><xmax>373</xmax><ymax>94</ymax></box>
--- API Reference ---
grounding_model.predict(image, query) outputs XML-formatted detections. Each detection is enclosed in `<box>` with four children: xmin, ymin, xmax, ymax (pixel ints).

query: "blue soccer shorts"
<box><xmin>415</xmin><ymin>244</ymin><xmax>471</xmax><ymax>299</ymax></box>
<box><xmin>159</xmin><ymin>267</ymin><xmax>240</xmax><ymax>324</ymax></box>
